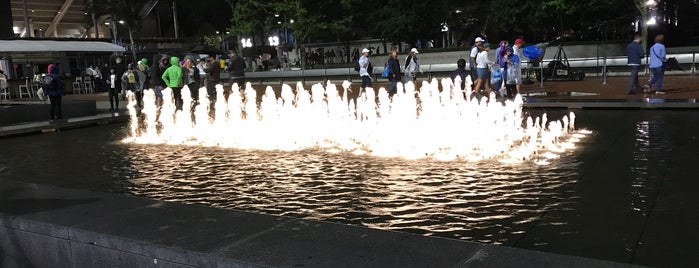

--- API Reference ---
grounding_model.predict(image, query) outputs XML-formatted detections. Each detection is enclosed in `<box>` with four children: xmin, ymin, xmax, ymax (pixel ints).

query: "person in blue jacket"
<box><xmin>644</xmin><ymin>34</ymin><xmax>666</xmax><ymax>94</ymax></box>
<box><xmin>45</xmin><ymin>64</ymin><xmax>65</xmax><ymax>121</ymax></box>
<box><xmin>626</xmin><ymin>34</ymin><xmax>644</xmax><ymax>94</ymax></box>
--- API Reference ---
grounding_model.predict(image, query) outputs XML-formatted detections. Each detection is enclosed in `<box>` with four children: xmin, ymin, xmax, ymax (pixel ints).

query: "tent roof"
<box><xmin>0</xmin><ymin>40</ymin><xmax>125</xmax><ymax>52</ymax></box>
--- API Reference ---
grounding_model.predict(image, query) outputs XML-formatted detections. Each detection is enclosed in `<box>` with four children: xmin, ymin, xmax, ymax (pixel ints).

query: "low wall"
<box><xmin>0</xmin><ymin>100</ymin><xmax>96</xmax><ymax>126</ymax></box>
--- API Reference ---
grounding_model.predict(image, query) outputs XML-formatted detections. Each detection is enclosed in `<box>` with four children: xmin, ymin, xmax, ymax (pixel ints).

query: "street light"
<box><xmin>647</xmin><ymin>17</ymin><xmax>657</xmax><ymax>25</ymax></box>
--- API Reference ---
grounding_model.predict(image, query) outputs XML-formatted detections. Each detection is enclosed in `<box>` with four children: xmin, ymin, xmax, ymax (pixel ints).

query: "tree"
<box><xmin>367</xmin><ymin>0</ymin><xmax>449</xmax><ymax>50</ymax></box>
<box><xmin>228</xmin><ymin>0</ymin><xmax>355</xmax><ymax>69</ymax></box>
<box><xmin>489</xmin><ymin>0</ymin><xmax>624</xmax><ymax>42</ymax></box>
<box><xmin>87</xmin><ymin>0</ymin><xmax>145</xmax><ymax>61</ymax></box>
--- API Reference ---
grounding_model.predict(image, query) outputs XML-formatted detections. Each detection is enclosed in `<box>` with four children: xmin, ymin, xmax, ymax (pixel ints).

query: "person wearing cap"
<box><xmin>358</xmin><ymin>48</ymin><xmax>373</xmax><ymax>88</ymax></box>
<box><xmin>474</xmin><ymin>42</ymin><xmax>493</xmax><ymax>96</ymax></box>
<box><xmin>403</xmin><ymin>48</ymin><xmax>421</xmax><ymax>84</ymax></box>
<box><xmin>469</xmin><ymin>37</ymin><xmax>485</xmax><ymax>89</ymax></box>
<box><xmin>513</xmin><ymin>38</ymin><xmax>525</xmax><ymax>93</ymax></box>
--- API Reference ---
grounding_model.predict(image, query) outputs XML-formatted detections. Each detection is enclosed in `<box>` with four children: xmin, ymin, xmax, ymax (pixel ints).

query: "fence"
<box><xmin>242</xmin><ymin>52</ymin><xmax>698</xmax><ymax>86</ymax></box>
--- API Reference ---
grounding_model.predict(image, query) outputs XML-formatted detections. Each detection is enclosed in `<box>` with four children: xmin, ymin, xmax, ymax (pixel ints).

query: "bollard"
<box><xmin>540</xmin><ymin>61</ymin><xmax>544</xmax><ymax>88</ymax></box>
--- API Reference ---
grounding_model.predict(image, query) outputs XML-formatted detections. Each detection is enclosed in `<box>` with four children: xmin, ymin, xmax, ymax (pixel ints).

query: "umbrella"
<box><xmin>665</xmin><ymin>57</ymin><xmax>683</xmax><ymax>71</ymax></box>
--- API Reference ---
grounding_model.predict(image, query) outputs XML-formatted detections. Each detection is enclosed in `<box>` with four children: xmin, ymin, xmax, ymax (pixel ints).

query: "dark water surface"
<box><xmin>1</xmin><ymin>109</ymin><xmax>698</xmax><ymax>266</ymax></box>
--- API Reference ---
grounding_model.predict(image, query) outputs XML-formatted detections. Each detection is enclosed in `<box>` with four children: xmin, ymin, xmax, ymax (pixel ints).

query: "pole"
<box><xmin>91</xmin><ymin>12</ymin><xmax>98</xmax><ymax>38</ymax></box>
<box><xmin>172</xmin><ymin>1</ymin><xmax>179</xmax><ymax>39</ymax></box>
<box><xmin>22</xmin><ymin>0</ymin><xmax>30</xmax><ymax>37</ymax></box>
<box><xmin>111</xmin><ymin>16</ymin><xmax>117</xmax><ymax>44</ymax></box>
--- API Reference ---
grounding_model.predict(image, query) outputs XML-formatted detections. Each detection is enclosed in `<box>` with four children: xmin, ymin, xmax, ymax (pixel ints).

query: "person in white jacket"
<box><xmin>474</xmin><ymin>43</ymin><xmax>493</xmax><ymax>96</ymax></box>
<box><xmin>358</xmin><ymin>48</ymin><xmax>373</xmax><ymax>89</ymax></box>
<box><xmin>403</xmin><ymin>48</ymin><xmax>421</xmax><ymax>84</ymax></box>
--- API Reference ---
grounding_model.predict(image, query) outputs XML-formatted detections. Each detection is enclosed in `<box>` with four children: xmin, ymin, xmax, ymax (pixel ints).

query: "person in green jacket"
<box><xmin>162</xmin><ymin>56</ymin><xmax>183</xmax><ymax>110</ymax></box>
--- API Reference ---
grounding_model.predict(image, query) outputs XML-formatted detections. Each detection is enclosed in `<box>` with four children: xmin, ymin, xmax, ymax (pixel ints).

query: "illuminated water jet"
<box><xmin>123</xmin><ymin>77</ymin><xmax>589</xmax><ymax>164</ymax></box>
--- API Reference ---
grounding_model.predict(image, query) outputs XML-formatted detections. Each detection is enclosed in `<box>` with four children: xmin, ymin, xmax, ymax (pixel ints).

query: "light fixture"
<box><xmin>647</xmin><ymin>17</ymin><xmax>657</xmax><ymax>25</ymax></box>
<box><xmin>12</xmin><ymin>26</ymin><xmax>19</xmax><ymax>34</ymax></box>
<box><xmin>645</xmin><ymin>0</ymin><xmax>656</xmax><ymax>6</ymax></box>
<box><xmin>274</xmin><ymin>14</ymin><xmax>280</xmax><ymax>17</ymax></box>
<box><xmin>105</xmin><ymin>22</ymin><xmax>110</xmax><ymax>25</ymax></box>
<box><xmin>118</xmin><ymin>20</ymin><xmax>125</xmax><ymax>24</ymax></box>
<box><xmin>290</xmin><ymin>19</ymin><xmax>294</xmax><ymax>24</ymax></box>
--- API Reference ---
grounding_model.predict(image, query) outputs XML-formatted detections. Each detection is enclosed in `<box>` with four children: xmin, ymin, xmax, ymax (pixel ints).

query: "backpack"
<box><xmin>381</xmin><ymin>62</ymin><xmax>390</xmax><ymax>78</ymax></box>
<box><xmin>354</xmin><ymin>62</ymin><xmax>360</xmax><ymax>72</ymax></box>
<box><xmin>367</xmin><ymin>62</ymin><xmax>373</xmax><ymax>74</ymax></box>
<box><xmin>127</xmin><ymin>71</ymin><xmax>136</xmax><ymax>84</ymax></box>
<box><xmin>40</xmin><ymin>75</ymin><xmax>57</xmax><ymax>91</ymax></box>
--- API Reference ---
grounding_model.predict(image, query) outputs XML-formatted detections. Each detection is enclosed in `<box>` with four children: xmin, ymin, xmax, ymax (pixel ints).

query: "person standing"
<box><xmin>227</xmin><ymin>49</ymin><xmax>246</xmax><ymax>87</ymax></box>
<box><xmin>626</xmin><ymin>34</ymin><xmax>644</xmax><ymax>95</ymax></box>
<box><xmin>403</xmin><ymin>48</ymin><xmax>420</xmax><ymax>84</ymax></box>
<box><xmin>45</xmin><ymin>65</ymin><xmax>64</xmax><ymax>121</ymax></box>
<box><xmin>474</xmin><ymin>43</ymin><xmax>493</xmax><ymax>95</ymax></box>
<box><xmin>501</xmin><ymin>47</ymin><xmax>521</xmax><ymax>98</ymax></box>
<box><xmin>106</xmin><ymin>68</ymin><xmax>119</xmax><ymax>111</ymax></box>
<box><xmin>121</xmin><ymin>64</ymin><xmax>142</xmax><ymax>107</ymax></box>
<box><xmin>644</xmin><ymin>34</ymin><xmax>666</xmax><ymax>94</ymax></box>
<box><xmin>0</xmin><ymin>70</ymin><xmax>8</xmax><ymax>96</ymax></box>
<box><xmin>387</xmin><ymin>48</ymin><xmax>401</xmax><ymax>96</ymax></box>
<box><xmin>451</xmin><ymin>59</ymin><xmax>469</xmax><ymax>92</ymax></box>
<box><xmin>150</xmin><ymin>54</ymin><xmax>167</xmax><ymax>105</ymax></box>
<box><xmin>182</xmin><ymin>58</ymin><xmax>201</xmax><ymax>102</ymax></box>
<box><xmin>469</xmin><ymin>37</ymin><xmax>485</xmax><ymax>81</ymax></box>
<box><xmin>137</xmin><ymin>58</ymin><xmax>150</xmax><ymax>90</ymax></box>
<box><xmin>162</xmin><ymin>56</ymin><xmax>184</xmax><ymax>109</ymax></box>
<box><xmin>204</xmin><ymin>54</ymin><xmax>222</xmax><ymax>102</ymax></box>
<box><xmin>359</xmin><ymin>48</ymin><xmax>373</xmax><ymax>89</ymax></box>
<box><xmin>112</xmin><ymin>57</ymin><xmax>126</xmax><ymax>98</ymax></box>
<box><xmin>512</xmin><ymin>38</ymin><xmax>525</xmax><ymax>94</ymax></box>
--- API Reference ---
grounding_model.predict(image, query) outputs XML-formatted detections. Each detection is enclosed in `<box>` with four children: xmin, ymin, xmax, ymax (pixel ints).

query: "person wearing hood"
<box><xmin>122</xmin><ymin>63</ymin><xmax>143</xmax><ymax>107</ymax></box>
<box><xmin>137</xmin><ymin>58</ymin><xmax>150</xmax><ymax>90</ymax></box>
<box><xmin>150</xmin><ymin>54</ymin><xmax>167</xmax><ymax>104</ymax></box>
<box><xmin>162</xmin><ymin>56</ymin><xmax>184</xmax><ymax>110</ymax></box>
<box><xmin>45</xmin><ymin>64</ymin><xmax>64</xmax><ymax>121</ymax></box>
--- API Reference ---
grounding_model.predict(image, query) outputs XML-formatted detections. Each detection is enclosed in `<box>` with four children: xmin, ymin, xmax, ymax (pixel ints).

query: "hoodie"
<box><xmin>162</xmin><ymin>56</ymin><xmax>183</xmax><ymax>88</ymax></box>
<box><xmin>46</xmin><ymin>65</ymin><xmax>64</xmax><ymax>97</ymax></box>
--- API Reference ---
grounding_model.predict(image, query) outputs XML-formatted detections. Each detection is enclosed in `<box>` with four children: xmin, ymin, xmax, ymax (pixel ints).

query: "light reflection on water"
<box><xmin>119</xmin><ymin>142</ymin><xmax>582</xmax><ymax>244</ymax></box>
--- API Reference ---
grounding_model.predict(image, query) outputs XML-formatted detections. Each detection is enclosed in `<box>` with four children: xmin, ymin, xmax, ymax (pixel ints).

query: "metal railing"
<box><xmin>242</xmin><ymin>52</ymin><xmax>698</xmax><ymax>86</ymax></box>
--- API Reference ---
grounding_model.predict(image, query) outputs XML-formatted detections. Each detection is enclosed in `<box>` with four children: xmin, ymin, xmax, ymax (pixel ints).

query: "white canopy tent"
<box><xmin>0</xmin><ymin>40</ymin><xmax>125</xmax><ymax>52</ymax></box>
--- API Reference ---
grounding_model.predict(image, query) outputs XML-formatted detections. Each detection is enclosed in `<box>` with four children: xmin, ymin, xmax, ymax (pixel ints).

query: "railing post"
<box><xmin>539</xmin><ymin>60</ymin><xmax>544</xmax><ymax>88</ymax></box>
<box><xmin>602</xmin><ymin>56</ymin><xmax>607</xmax><ymax>84</ymax></box>
<box><xmin>692</xmin><ymin>52</ymin><xmax>696</xmax><ymax>75</ymax></box>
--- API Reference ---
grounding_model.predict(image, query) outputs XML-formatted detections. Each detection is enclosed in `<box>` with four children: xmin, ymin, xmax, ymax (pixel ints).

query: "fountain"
<box><xmin>123</xmin><ymin>76</ymin><xmax>589</xmax><ymax>165</ymax></box>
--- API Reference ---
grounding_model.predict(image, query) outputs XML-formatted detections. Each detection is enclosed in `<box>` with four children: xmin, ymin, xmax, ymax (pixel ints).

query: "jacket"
<box><xmin>626</xmin><ymin>41</ymin><xmax>644</xmax><ymax>65</ymax></box>
<box><xmin>150</xmin><ymin>54</ymin><xmax>166</xmax><ymax>87</ymax></box>
<box><xmin>45</xmin><ymin>65</ymin><xmax>64</xmax><ymax>97</ymax></box>
<box><xmin>649</xmin><ymin>43</ymin><xmax>666</xmax><ymax>68</ymax></box>
<box><xmin>387</xmin><ymin>56</ymin><xmax>401</xmax><ymax>80</ymax></box>
<box><xmin>162</xmin><ymin>56</ymin><xmax>183</xmax><ymax>88</ymax></box>
<box><xmin>181</xmin><ymin>66</ymin><xmax>201</xmax><ymax>88</ymax></box>
<box><xmin>204</xmin><ymin>60</ymin><xmax>221</xmax><ymax>83</ymax></box>
<box><xmin>227</xmin><ymin>54</ymin><xmax>246</xmax><ymax>78</ymax></box>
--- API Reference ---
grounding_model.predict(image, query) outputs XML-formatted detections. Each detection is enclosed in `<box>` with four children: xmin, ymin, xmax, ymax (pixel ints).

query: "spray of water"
<box><xmin>123</xmin><ymin>77</ymin><xmax>590</xmax><ymax>164</ymax></box>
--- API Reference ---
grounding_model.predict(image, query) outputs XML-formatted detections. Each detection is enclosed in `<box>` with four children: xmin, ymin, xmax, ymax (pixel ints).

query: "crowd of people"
<box><xmin>357</xmin><ymin>36</ymin><xmax>527</xmax><ymax>99</ymax></box>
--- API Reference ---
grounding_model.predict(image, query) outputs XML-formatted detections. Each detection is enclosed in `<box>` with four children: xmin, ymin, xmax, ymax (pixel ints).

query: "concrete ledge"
<box><xmin>523</xmin><ymin>98</ymin><xmax>699</xmax><ymax>109</ymax></box>
<box><xmin>0</xmin><ymin>100</ymin><xmax>97</xmax><ymax>126</ymax></box>
<box><xmin>0</xmin><ymin>112</ymin><xmax>127</xmax><ymax>138</ymax></box>
<box><xmin>0</xmin><ymin>181</ymin><xmax>638</xmax><ymax>267</ymax></box>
